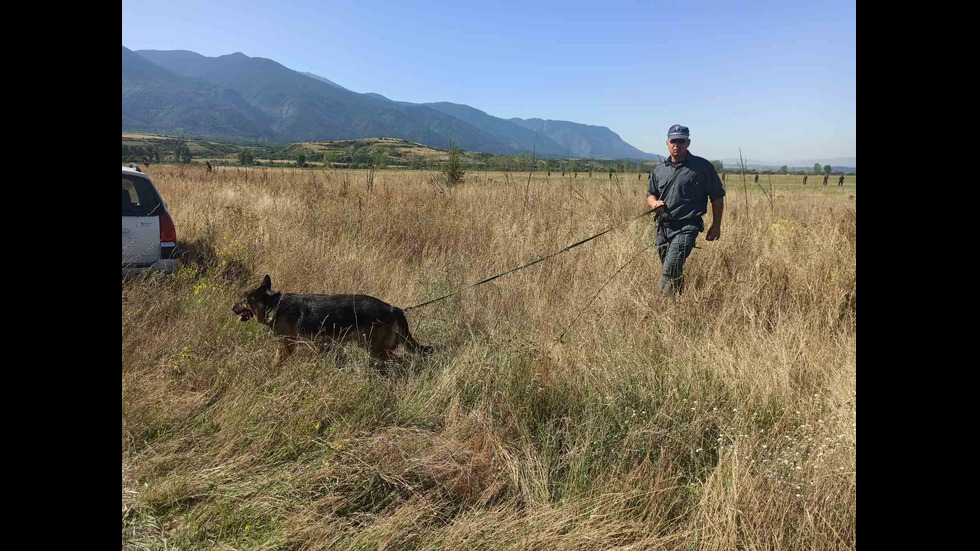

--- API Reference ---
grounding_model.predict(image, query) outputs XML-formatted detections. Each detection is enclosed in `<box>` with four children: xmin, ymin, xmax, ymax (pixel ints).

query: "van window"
<box><xmin>122</xmin><ymin>175</ymin><xmax>163</xmax><ymax>216</ymax></box>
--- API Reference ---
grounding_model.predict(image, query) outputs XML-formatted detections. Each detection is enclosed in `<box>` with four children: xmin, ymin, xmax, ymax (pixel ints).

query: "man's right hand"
<box><xmin>706</xmin><ymin>224</ymin><xmax>721</xmax><ymax>241</ymax></box>
<box><xmin>647</xmin><ymin>198</ymin><xmax>666</xmax><ymax>213</ymax></box>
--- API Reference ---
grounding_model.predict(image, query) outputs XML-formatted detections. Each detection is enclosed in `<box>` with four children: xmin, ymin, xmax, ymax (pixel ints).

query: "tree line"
<box><xmin>122</xmin><ymin>141</ymin><xmax>850</xmax><ymax>176</ymax></box>
<box><xmin>122</xmin><ymin>142</ymin><xmax>193</xmax><ymax>164</ymax></box>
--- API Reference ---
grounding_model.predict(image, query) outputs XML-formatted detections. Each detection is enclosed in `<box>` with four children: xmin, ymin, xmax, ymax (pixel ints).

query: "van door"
<box><xmin>122</xmin><ymin>174</ymin><xmax>163</xmax><ymax>267</ymax></box>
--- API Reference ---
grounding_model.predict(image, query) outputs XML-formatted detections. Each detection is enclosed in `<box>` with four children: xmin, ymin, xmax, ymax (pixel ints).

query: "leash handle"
<box><xmin>651</xmin><ymin>158</ymin><xmax>685</xmax><ymax>226</ymax></box>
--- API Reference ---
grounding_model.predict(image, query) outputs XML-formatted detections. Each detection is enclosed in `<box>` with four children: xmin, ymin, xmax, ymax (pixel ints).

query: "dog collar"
<box><xmin>265</xmin><ymin>293</ymin><xmax>285</xmax><ymax>325</ymax></box>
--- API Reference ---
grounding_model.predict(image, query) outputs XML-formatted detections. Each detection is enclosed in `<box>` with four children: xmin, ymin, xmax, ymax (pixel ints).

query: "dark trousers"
<box><xmin>655</xmin><ymin>223</ymin><xmax>699</xmax><ymax>296</ymax></box>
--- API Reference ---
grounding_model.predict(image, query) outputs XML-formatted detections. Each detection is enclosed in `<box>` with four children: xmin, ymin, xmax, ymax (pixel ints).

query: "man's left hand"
<box><xmin>706</xmin><ymin>225</ymin><xmax>721</xmax><ymax>241</ymax></box>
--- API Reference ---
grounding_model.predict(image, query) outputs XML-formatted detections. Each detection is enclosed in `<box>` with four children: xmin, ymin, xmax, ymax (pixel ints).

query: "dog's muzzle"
<box><xmin>232</xmin><ymin>304</ymin><xmax>254</xmax><ymax>322</ymax></box>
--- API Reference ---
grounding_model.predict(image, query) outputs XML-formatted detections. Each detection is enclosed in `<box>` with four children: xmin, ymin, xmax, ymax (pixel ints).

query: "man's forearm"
<box><xmin>710</xmin><ymin>197</ymin><xmax>724</xmax><ymax>227</ymax></box>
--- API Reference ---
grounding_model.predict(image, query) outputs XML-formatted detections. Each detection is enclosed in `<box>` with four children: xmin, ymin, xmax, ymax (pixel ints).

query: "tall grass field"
<box><xmin>122</xmin><ymin>165</ymin><xmax>856</xmax><ymax>549</ymax></box>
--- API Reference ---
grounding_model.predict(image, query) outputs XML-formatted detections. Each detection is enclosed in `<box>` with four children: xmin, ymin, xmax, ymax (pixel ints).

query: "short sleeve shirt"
<box><xmin>647</xmin><ymin>153</ymin><xmax>725</xmax><ymax>229</ymax></box>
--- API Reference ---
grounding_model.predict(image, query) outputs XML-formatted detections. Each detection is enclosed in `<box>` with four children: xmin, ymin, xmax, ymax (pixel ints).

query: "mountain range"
<box><xmin>122</xmin><ymin>46</ymin><xmax>656</xmax><ymax>160</ymax></box>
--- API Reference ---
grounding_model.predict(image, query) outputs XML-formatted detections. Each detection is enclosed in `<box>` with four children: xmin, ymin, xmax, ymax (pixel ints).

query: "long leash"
<box><xmin>402</xmin><ymin>208</ymin><xmax>658</xmax><ymax>311</ymax></box>
<box><xmin>556</xmin><ymin>240</ymin><xmax>658</xmax><ymax>343</ymax></box>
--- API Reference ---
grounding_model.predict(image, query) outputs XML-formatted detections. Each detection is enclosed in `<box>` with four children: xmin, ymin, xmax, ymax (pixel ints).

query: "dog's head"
<box><xmin>232</xmin><ymin>274</ymin><xmax>273</xmax><ymax>322</ymax></box>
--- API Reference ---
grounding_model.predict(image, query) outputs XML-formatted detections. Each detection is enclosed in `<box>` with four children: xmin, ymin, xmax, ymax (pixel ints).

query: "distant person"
<box><xmin>823</xmin><ymin>174</ymin><xmax>829</xmax><ymax>185</ymax></box>
<box><xmin>205</xmin><ymin>161</ymin><xmax>213</xmax><ymax>172</ymax></box>
<box><xmin>722</xmin><ymin>172</ymin><xmax>726</xmax><ymax>183</ymax></box>
<box><xmin>646</xmin><ymin>124</ymin><xmax>725</xmax><ymax>296</ymax></box>
<box><xmin>838</xmin><ymin>174</ymin><xmax>845</xmax><ymax>186</ymax></box>
<box><xmin>803</xmin><ymin>174</ymin><xmax>808</xmax><ymax>186</ymax></box>
<box><xmin>754</xmin><ymin>173</ymin><xmax>759</xmax><ymax>183</ymax></box>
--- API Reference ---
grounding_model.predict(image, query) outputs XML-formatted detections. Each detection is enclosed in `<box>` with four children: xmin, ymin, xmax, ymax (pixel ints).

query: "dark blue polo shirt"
<box><xmin>647</xmin><ymin>153</ymin><xmax>725</xmax><ymax>230</ymax></box>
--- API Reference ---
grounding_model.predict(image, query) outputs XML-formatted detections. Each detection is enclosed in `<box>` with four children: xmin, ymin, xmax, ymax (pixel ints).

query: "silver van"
<box><xmin>122</xmin><ymin>164</ymin><xmax>177</xmax><ymax>275</ymax></box>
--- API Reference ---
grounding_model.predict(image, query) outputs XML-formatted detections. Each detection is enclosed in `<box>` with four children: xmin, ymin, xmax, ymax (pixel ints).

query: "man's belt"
<box><xmin>658</xmin><ymin>217</ymin><xmax>700</xmax><ymax>229</ymax></box>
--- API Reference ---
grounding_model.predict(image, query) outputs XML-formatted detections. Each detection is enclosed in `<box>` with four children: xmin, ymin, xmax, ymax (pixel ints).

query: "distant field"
<box><xmin>122</xmin><ymin>133</ymin><xmax>244</xmax><ymax>158</ymax></box>
<box><xmin>717</xmin><ymin>172</ymin><xmax>855</xmax><ymax>188</ymax></box>
<box><xmin>294</xmin><ymin>137</ymin><xmax>450</xmax><ymax>160</ymax></box>
<box><xmin>123</xmin><ymin>133</ymin><xmax>170</xmax><ymax>140</ymax></box>
<box><xmin>123</xmin><ymin>166</ymin><xmax>855</xmax><ymax>549</ymax></box>
<box><xmin>124</xmin><ymin>133</ymin><xmax>854</xmax><ymax>178</ymax></box>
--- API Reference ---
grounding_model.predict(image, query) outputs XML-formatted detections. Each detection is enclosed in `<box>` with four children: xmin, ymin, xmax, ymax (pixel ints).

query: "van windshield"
<box><xmin>122</xmin><ymin>175</ymin><xmax>163</xmax><ymax>216</ymax></box>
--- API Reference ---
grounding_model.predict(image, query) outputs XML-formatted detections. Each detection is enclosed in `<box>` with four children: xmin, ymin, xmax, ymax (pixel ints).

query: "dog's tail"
<box><xmin>394</xmin><ymin>307</ymin><xmax>433</xmax><ymax>355</ymax></box>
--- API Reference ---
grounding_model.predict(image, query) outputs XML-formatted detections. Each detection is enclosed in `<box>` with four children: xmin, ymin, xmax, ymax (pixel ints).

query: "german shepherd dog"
<box><xmin>232</xmin><ymin>275</ymin><xmax>432</xmax><ymax>364</ymax></box>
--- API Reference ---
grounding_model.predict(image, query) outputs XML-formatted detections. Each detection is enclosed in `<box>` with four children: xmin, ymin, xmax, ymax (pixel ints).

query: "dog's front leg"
<box><xmin>315</xmin><ymin>339</ymin><xmax>335</xmax><ymax>356</ymax></box>
<box><xmin>275</xmin><ymin>338</ymin><xmax>296</xmax><ymax>364</ymax></box>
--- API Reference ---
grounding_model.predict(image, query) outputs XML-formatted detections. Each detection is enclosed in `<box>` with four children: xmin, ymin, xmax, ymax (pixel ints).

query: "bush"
<box><xmin>238</xmin><ymin>149</ymin><xmax>254</xmax><ymax>166</ymax></box>
<box><xmin>443</xmin><ymin>141</ymin><xmax>465</xmax><ymax>187</ymax></box>
<box><xmin>174</xmin><ymin>142</ymin><xmax>192</xmax><ymax>164</ymax></box>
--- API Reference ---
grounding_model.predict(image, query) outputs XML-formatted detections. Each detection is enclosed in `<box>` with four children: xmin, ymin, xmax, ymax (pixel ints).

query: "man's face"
<box><xmin>667</xmin><ymin>138</ymin><xmax>690</xmax><ymax>159</ymax></box>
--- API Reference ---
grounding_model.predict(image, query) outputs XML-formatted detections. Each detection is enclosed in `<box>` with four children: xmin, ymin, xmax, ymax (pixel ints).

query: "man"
<box><xmin>823</xmin><ymin>174</ymin><xmax>829</xmax><ymax>185</ymax></box>
<box><xmin>803</xmin><ymin>174</ymin><xmax>808</xmax><ymax>186</ymax></box>
<box><xmin>646</xmin><ymin>124</ymin><xmax>725</xmax><ymax>296</ymax></box>
<box><xmin>838</xmin><ymin>174</ymin><xmax>845</xmax><ymax>186</ymax></box>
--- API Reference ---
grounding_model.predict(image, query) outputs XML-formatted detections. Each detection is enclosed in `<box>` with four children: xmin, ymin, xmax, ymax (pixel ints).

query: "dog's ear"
<box><xmin>261</xmin><ymin>274</ymin><xmax>272</xmax><ymax>289</ymax></box>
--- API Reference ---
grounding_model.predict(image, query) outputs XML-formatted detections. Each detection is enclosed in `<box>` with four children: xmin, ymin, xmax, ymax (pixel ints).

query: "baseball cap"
<box><xmin>667</xmin><ymin>124</ymin><xmax>690</xmax><ymax>140</ymax></box>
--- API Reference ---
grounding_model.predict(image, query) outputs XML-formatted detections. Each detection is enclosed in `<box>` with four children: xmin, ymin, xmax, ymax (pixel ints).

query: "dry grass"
<box><xmin>122</xmin><ymin>165</ymin><xmax>855</xmax><ymax>549</ymax></box>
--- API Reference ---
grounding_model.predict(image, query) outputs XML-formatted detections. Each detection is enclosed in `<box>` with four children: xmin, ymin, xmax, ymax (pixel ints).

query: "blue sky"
<box><xmin>122</xmin><ymin>0</ymin><xmax>856</xmax><ymax>165</ymax></box>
